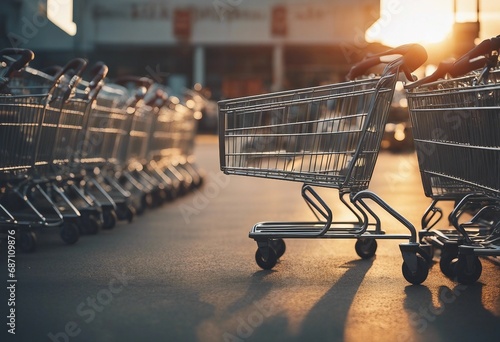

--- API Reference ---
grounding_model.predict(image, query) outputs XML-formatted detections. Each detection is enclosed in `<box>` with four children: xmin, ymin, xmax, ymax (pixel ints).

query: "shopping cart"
<box><xmin>219</xmin><ymin>44</ymin><xmax>430</xmax><ymax>284</ymax></box>
<box><xmin>141</xmin><ymin>87</ymin><xmax>186</xmax><ymax>200</ymax></box>
<box><xmin>406</xmin><ymin>37</ymin><xmax>500</xmax><ymax>284</ymax></box>
<box><xmin>0</xmin><ymin>49</ymin><xmax>87</xmax><ymax>251</ymax></box>
<box><xmin>109</xmin><ymin>77</ymin><xmax>167</xmax><ymax>214</ymax></box>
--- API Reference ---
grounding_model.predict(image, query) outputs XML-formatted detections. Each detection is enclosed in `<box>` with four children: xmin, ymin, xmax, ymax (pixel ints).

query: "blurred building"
<box><xmin>2</xmin><ymin>0</ymin><xmax>384</xmax><ymax>99</ymax></box>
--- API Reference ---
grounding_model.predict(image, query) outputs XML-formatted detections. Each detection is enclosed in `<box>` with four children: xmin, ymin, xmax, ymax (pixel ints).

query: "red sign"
<box><xmin>174</xmin><ymin>9</ymin><xmax>192</xmax><ymax>39</ymax></box>
<box><xmin>271</xmin><ymin>5</ymin><xmax>287</xmax><ymax>36</ymax></box>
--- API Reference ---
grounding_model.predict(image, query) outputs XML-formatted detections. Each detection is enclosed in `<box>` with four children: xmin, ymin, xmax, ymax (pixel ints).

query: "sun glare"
<box><xmin>366</xmin><ymin>0</ymin><xmax>455</xmax><ymax>47</ymax></box>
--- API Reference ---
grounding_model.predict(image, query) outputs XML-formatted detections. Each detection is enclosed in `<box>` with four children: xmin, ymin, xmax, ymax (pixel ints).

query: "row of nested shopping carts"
<box><xmin>218</xmin><ymin>39</ymin><xmax>500</xmax><ymax>285</ymax></box>
<box><xmin>0</xmin><ymin>48</ymin><xmax>204</xmax><ymax>252</ymax></box>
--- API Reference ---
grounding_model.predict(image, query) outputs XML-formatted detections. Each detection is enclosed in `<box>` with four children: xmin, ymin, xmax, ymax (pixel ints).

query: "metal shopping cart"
<box><xmin>406</xmin><ymin>37</ymin><xmax>500</xmax><ymax>284</ymax></box>
<box><xmin>142</xmin><ymin>87</ymin><xmax>187</xmax><ymax>200</ymax></box>
<box><xmin>219</xmin><ymin>44</ymin><xmax>430</xmax><ymax>284</ymax></box>
<box><xmin>0</xmin><ymin>49</ymin><xmax>87</xmax><ymax>251</ymax></box>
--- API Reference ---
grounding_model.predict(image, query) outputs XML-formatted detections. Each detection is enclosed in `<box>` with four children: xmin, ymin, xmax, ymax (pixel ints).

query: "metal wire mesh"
<box><xmin>406</xmin><ymin>68</ymin><xmax>500</xmax><ymax>199</ymax></box>
<box><xmin>219</xmin><ymin>71</ymin><xmax>399</xmax><ymax>191</ymax></box>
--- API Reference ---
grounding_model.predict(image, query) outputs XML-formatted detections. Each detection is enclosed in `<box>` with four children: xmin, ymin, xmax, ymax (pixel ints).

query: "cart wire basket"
<box><xmin>406</xmin><ymin>37</ymin><xmax>500</xmax><ymax>284</ymax></box>
<box><xmin>219</xmin><ymin>44</ymin><xmax>431</xmax><ymax>284</ymax></box>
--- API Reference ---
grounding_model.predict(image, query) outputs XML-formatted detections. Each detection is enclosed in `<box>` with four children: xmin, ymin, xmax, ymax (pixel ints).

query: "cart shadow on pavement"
<box><xmin>223</xmin><ymin>258</ymin><xmax>374</xmax><ymax>342</ymax></box>
<box><xmin>293</xmin><ymin>258</ymin><xmax>375</xmax><ymax>342</ymax></box>
<box><xmin>226</xmin><ymin>270</ymin><xmax>276</xmax><ymax>314</ymax></box>
<box><xmin>401</xmin><ymin>283</ymin><xmax>500</xmax><ymax>342</ymax></box>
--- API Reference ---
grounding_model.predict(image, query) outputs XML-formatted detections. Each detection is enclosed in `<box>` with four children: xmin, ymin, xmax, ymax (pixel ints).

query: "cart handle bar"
<box><xmin>406</xmin><ymin>36</ymin><xmax>500</xmax><ymax>88</ymax></box>
<box><xmin>0</xmin><ymin>48</ymin><xmax>35</xmax><ymax>77</ymax></box>
<box><xmin>87</xmin><ymin>62</ymin><xmax>109</xmax><ymax>101</ymax></box>
<box><xmin>346</xmin><ymin>43</ymin><xmax>427</xmax><ymax>81</ymax></box>
<box><xmin>452</xmin><ymin>36</ymin><xmax>500</xmax><ymax>77</ymax></box>
<box><xmin>53</xmin><ymin>58</ymin><xmax>88</xmax><ymax>103</ymax></box>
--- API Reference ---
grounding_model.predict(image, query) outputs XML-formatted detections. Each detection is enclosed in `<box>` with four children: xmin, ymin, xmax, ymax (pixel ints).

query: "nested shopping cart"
<box><xmin>0</xmin><ymin>49</ymin><xmax>88</xmax><ymax>251</ymax></box>
<box><xmin>143</xmin><ymin>87</ymin><xmax>188</xmax><ymax>199</ymax></box>
<box><xmin>219</xmin><ymin>44</ymin><xmax>430</xmax><ymax>284</ymax></box>
<box><xmin>406</xmin><ymin>37</ymin><xmax>500</xmax><ymax>284</ymax></box>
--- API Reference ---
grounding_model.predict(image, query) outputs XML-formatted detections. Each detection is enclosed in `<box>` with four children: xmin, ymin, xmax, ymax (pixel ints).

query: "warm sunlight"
<box><xmin>365</xmin><ymin>0</ymin><xmax>455</xmax><ymax>47</ymax></box>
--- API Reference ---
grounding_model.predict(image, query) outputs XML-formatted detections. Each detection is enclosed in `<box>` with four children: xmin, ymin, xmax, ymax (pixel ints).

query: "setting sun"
<box><xmin>366</xmin><ymin>0</ymin><xmax>455</xmax><ymax>47</ymax></box>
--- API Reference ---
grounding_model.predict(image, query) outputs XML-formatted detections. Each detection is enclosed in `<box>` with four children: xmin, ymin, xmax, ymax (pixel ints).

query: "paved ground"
<box><xmin>2</xmin><ymin>135</ymin><xmax>500</xmax><ymax>342</ymax></box>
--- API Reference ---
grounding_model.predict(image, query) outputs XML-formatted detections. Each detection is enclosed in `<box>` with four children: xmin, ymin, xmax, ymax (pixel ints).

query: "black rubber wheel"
<box><xmin>418</xmin><ymin>244</ymin><xmax>434</xmax><ymax>265</ymax></box>
<box><xmin>402</xmin><ymin>254</ymin><xmax>429</xmax><ymax>285</ymax></box>
<box><xmin>60</xmin><ymin>222</ymin><xmax>80</xmax><ymax>245</ymax></box>
<box><xmin>455</xmin><ymin>255</ymin><xmax>482</xmax><ymax>285</ymax></box>
<box><xmin>19</xmin><ymin>230</ymin><xmax>37</xmax><ymax>253</ymax></box>
<box><xmin>255</xmin><ymin>248</ymin><xmax>278</xmax><ymax>270</ymax></box>
<box><xmin>355</xmin><ymin>238</ymin><xmax>377</xmax><ymax>259</ymax></box>
<box><xmin>102</xmin><ymin>209</ymin><xmax>118</xmax><ymax>230</ymax></box>
<box><xmin>270</xmin><ymin>239</ymin><xmax>286</xmax><ymax>259</ymax></box>
<box><xmin>440</xmin><ymin>250</ymin><xmax>458</xmax><ymax>278</ymax></box>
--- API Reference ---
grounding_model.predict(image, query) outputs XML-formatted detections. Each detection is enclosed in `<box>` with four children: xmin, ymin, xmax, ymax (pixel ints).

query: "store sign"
<box><xmin>174</xmin><ymin>9</ymin><xmax>192</xmax><ymax>39</ymax></box>
<box><xmin>47</xmin><ymin>0</ymin><xmax>76</xmax><ymax>36</ymax></box>
<box><xmin>271</xmin><ymin>5</ymin><xmax>287</xmax><ymax>36</ymax></box>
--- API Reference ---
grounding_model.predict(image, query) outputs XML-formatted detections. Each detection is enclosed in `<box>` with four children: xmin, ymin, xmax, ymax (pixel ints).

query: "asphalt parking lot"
<box><xmin>1</xmin><ymin>135</ymin><xmax>500</xmax><ymax>342</ymax></box>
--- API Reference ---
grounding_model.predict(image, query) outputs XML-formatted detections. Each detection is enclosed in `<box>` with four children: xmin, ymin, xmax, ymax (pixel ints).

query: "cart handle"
<box><xmin>0</xmin><ymin>48</ymin><xmax>35</xmax><ymax>77</ymax></box>
<box><xmin>450</xmin><ymin>37</ymin><xmax>498</xmax><ymax>78</ymax></box>
<box><xmin>53</xmin><ymin>58</ymin><xmax>88</xmax><ymax>102</ymax></box>
<box><xmin>346</xmin><ymin>43</ymin><xmax>427</xmax><ymax>81</ymax></box>
<box><xmin>86</xmin><ymin>62</ymin><xmax>109</xmax><ymax>101</ymax></box>
<box><xmin>406</xmin><ymin>36</ymin><xmax>500</xmax><ymax>88</ymax></box>
<box><xmin>408</xmin><ymin>56</ymin><xmax>490</xmax><ymax>88</ymax></box>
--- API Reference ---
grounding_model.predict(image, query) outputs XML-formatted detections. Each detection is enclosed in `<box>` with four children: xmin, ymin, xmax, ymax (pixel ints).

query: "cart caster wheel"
<box><xmin>355</xmin><ymin>238</ymin><xmax>377</xmax><ymax>259</ymax></box>
<box><xmin>270</xmin><ymin>239</ymin><xmax>286</xmax><ymax>259</ymax></box>
<box><xmin>402</xmin><ymin>254</ymin><xmax>429</xmax><ymax>285</ymax></box>
<box><xmin>60</xmin><ymin>222</ymin><xmax>79</xmax><ymax>245</ymax></box>
<box><xmin>417</xmin><ymin>246</ymin><xmax>433</xmax><ymax>266</ymax></box>
<box><xmin>81</xmin><ymin>215</ymin><xmax>102</xmax><ymax>235</ymax></box>
<box><xmin>418</xmin><ymin>244</ymin><xmax>434</xmax><ymax>265</ymax></box>
<box><xmin>455</xmin><ymin>255</ymin><xmax>482</xmax><ymax>285</ymax></box>
<box><xmin>102</xmin><ymin>210</ymin><xmax>118</xmax><ymax>230</ymax></box>
<box><xmin>255</xmin><ymin>248</ymin><xmax>278</xmax><ymax>270</ymax></box>
<box><xmin>19</xmin><ymin>231</ymin><xmax>37</xmax><ymax>253</ymax></box>
<box><xmin>440</xmin><ymin>250</ymin><xmax>458</xmax><ymax>278</ymax></box>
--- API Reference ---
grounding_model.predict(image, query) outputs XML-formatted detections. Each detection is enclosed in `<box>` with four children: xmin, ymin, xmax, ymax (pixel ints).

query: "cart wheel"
<box><xmin>255</xmin><ymin>248</ymin><xmax>278</xmax><ymax>270</ymax></box>
<box><xmin>455</xmin><ymin>255</ymin><xmax>482</xmax><ymax>285</ymax></box>
<box><xmin>402</xmin><ymin>254</ymin><xmax>429</xmax><ymax>285</ymax></box>
<box><xmin>19</xmin><ymin>231</ymin><xmax>37</xmax><ymax>253</ymax></box>
<box><xmin>270</xmin><ymin>239</ymin><xmax>286</xmax><ymax>259</ymax></box>
<box><xmin>102</xmin><ymin>209</ymin><xmax>118</xmax><ymax>230</ymax></box>
<box><xmin>417</xmin><ymin>246</ymin><xmax>433</xmax><ymax>266</ymax></box>
<box><xmin>439</xmin><ymin>250</ymin><xmax>458</xmax><ymax>278</ymax></box>
<box><xmin>418</xmin><ymin>243</ymin><xmax>434</xmax><ymax>265</ymax></box>
<box><xmin>355</xmin><ymin>238</ymin><xmax>377</xmax><ymax>259</ymax></box>
<box><xmin>81</xmin><ymin>214</ymin><xmax>102</xmax><ymax>235</ymax></box>
<box><xmin>60</xmin><ymin>222</ymin><xmax>80</xmax><ymax>245</ymax></box>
